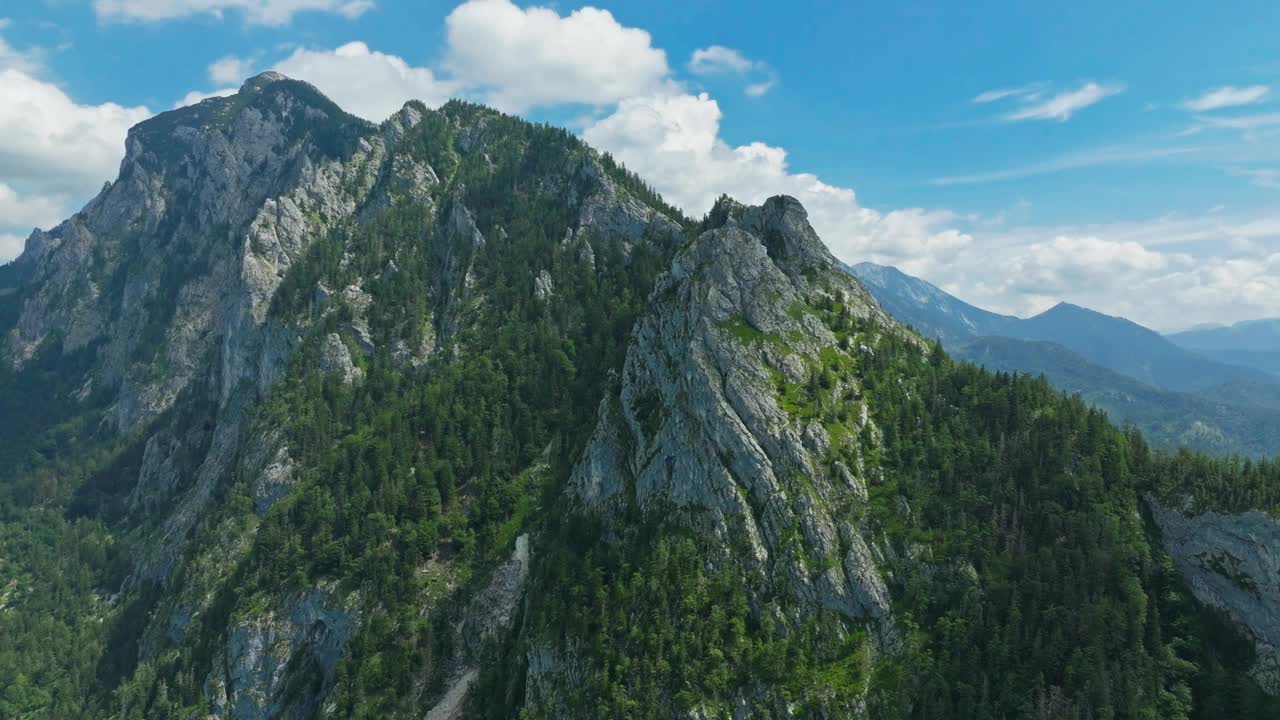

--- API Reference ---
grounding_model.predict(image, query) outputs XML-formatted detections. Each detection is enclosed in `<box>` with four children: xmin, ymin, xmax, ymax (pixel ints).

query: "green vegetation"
<box><xmin>98</xmin><ymin>109</ymin><xmax>685</xmax><ymax>718</ymax></box>
<box><xmin>956</xmin><ymin>336</ymin><xmax>1280</xmax><ymax>458</ymax></box>
<box><xmin>1147</xmin><ymin>450</ymin><xmax>1280</xmax><ymax>516</ymax></box>
<box><xmin>1</xmin><ymin>95</ymin><xmax>1278</xmax><ymax>720</ymax></box>
<box><xmin>777</xmin><ymin>292</ymin><xmax>1280</xmax><ymax>719</ymax></box>
<box><xmin>497</xmin><ymin>525</ymin><xmax>873</xmax><ymax>719</ymax></box>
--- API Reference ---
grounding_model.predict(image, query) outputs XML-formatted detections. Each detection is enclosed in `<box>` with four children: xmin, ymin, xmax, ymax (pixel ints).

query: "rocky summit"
<box><xmin>1</xmin><ymin>73</ymin><xmax>1279</xmax><ymax>720</ymax></box>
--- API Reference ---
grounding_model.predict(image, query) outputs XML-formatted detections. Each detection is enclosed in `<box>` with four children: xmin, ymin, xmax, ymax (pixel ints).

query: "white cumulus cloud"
<box><xmin>0</xmin><ymin>182</ymin><xmax>67</xmax><ymax>230</ymax></box>
<box><xmin>273</xmin><ymin>41</ymin><xmax>456</xmax><ymax>121</ymax></box>
<box><xmin>1007</xmin><ymin>235</ymin><xmax>1173</xmax><ymax>296</ymax></box>
<box><xmin>0</xmin><ymin>19</ymin><xmax>42</xmax><ymax>74</ymax></box>
<box><xmin>908</xmin><ymin>210</ymin><xmax>1280</xmax><ymax>331</ymax></box>
<box><xmin>0</xmin><ymin>232</ymin><xmax>24</xmax><ymax>261</ymax></box>
<box><xmin>0</xmin><ymin>69</ymin><xmax>151</xmax><ymax>193</ymax></box>
<box><xmin>443</xmin><ymin>0</ymin><xmax>670</xmax><ymax>111</ymax></box>
<box><xmin>582</xmin><ymin>91</ymin><xmax>971</xmax><ymax>274</ymax></box>
<box><xmin>0</xmin><ymin>68</ymin><xmax>150</xmax><ymax>261</ymax></box>
<box><xmin>209</xmin><ymin>54</ymin><xmax>257</xmax><ymax>85</ymax></box>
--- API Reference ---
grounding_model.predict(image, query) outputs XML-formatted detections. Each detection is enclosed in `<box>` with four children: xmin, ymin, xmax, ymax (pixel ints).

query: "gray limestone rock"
<box><xmin>127</xmin><ymin>430</ymin><xmax>183</xmax><ymax>515</ymax></box>
<box><xmin>252</xmin><ymin>443</ymin><xmax>296</xmax><ymax>514</ymax></box>
<box><xmin>425</xmin><ymin>535</ymin><xmax>532</xmax><ymax>720</ymax></box>
<box><xmin>5</xmin><ymin>72</ymin><xmax>384</xmax><ymax>434</ymax></box>
<box><xmin>1148</xmin><ymin>495</ymin><xmax>1280</xmax><ymax>695</ymax></box>
<box><xmin>215</xmin><ymin>588</ymin><xmax>355</xmax><ymax>720</ymax></box>
<box><xmin>461</xmin><ymin>534</ymin><xmax>531</xmax><ymax>655</ymax></box>
<box><xmin>317</xmin><ymin>332</ymin><xmax>362</xmax><ymax>385</ymax></box>
<box><xmin>567</xmin><ymin>195</ymin><xmax>900</xmax><ymax>681</ymax></box>
<box><xmin>534</xmin><ymin>269</ymin><xmax>554</xmax><ymax>301</ymax></box>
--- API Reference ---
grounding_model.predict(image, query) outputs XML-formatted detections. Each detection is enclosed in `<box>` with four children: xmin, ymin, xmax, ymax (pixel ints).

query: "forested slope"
<box><xmin>0</xmin><ymin>74</ymin><xmax>1277</xmax><ymax>719</ymax></box>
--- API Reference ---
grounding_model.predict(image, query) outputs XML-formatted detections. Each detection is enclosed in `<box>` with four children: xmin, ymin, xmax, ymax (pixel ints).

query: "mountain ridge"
<box><xmin>1168</xmin><ymin>317</ymin><xmax>1280</xmax><ymax>377</ymax></box>
<box><xmin>849</xmin><ymin>260</ymin><xmax>1280</xmax><ymax>455</ymax></box>
<box><xmin>1</xmin><ymin>74</ymin><xmax>1279</xmax><ymax>720</ymax></box>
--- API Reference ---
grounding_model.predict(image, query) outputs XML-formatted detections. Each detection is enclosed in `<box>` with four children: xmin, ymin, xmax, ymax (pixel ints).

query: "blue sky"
<box><xmin>2</xmin><ymin>0</ymin><xmax>1279</xmax><ymax>330</ymax></box>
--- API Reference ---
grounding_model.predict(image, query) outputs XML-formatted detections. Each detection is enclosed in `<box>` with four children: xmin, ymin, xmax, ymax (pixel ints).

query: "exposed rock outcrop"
<box><xmin>7</xmin><ymin>74</ymin><xmax>377</xmax><ymax>432</ymax></box>
<box><xmin>539</xmin><ymin>196</ymin><xmax>901</xmax><ymax>712</ymax></box>
<box><xmin>1148</xmin><ymin>496</ymin><xmax>1280</xmax><ymax>694</ymax></box>
<box><xmin>571</xmin><ymin>197</ymin><xmax>893</xmax><ymax>623</ymax></box>
<box><xmin>8</xmin><ymin>67</ymin><xmax>1280</xmax><ymax>720</ymax></box>
<box><xmin>425</xmin><ymin>534</ymin><xmax>532</xmax><ymax>720</ymax></box>
<box><xmin>317</xmin><ymin>332</ymin><xmax>362</xmax><ymax>385</ymax></box>
<box><xmin>205</xmin><ymin>588</ymin><xmax>355</xmax><ymax>720</ymax></box>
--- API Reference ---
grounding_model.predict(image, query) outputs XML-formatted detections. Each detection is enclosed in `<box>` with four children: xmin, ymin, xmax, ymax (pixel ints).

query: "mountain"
<box><xmin>844</xmin><ymin>261</ymin><xmax>1017</xmax><ymax>344</ymax></box>
<box><xmin>1168</xmin><ymin>318</ymin><xmax>1280</xmax><ymax>378</ymax></box>
<box><xmin>2</xmin><ymin>74</ymin><xmax>1279</xmax><ymax>720</ymax></box>
<box><xmin>961</xmin><ymin>336</ymin><xmax>1280</xmax><ymax>456</ymax></box>
<box><xmin>851</xmin><ymin>261</ymin><xmax>1280</xmax><ymax>454</ymax></box>
<box><xmin>1014</xmin><ymin>302</ymin><xmax>1280</xmax><ymax>397</ymax></box>
<box><xmin>851</xmin><ymin>262</ymin><xmax>1280</xmax><ymax>397</ymax></box>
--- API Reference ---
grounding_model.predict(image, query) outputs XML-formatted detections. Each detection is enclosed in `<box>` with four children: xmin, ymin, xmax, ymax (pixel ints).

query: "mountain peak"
<box><xmin>847</xmin><ymin>260</ymin><xmax>1018</xmax><ymax>344</ymax></box>
<box><xmin>847</xmin><ymin>261</ymin><xmax>905</xmax><ymax>285</ymax></box>
<box><xmin>1043</xmin><ymin>300</ymin><xmax>1087</xmax><ymax>314</ymax></box>
<box><xmin>1035</xmin><ymin>301</ymin><xmax>1137</xmax><ymax>327</ymax></box>
<box><xmin>736</xmin><ymin>194</ymin><xmax>838</xmax><ymax>276</ymax></box>
<box><xmin>239</xmin><ymin>70</ymin><xmax>291</xmax><ymax>93</ymax></box>
<box><xmin>702</xmin><ymin>193</ymin><xmax>746</xmax><ymax>230</ymax></box>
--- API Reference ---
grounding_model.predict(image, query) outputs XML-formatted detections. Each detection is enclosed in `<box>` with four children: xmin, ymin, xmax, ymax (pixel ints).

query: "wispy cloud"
<box><xmin>1183</xmin><ymin>84</ymin><xmax>1269</xmax><ymax>112</ymax></box>
<box><xmin>930</xmin><ymin>143</ymin><xmax>1203</xmax><ymax>186</ymax></box>
<box><xmin>1231</xmin><ymin>167</ymin><xmax>1280</xmax><ymax>190</ymax></box>
<box><xmin>1005</xmin><ymin>82</ymin><xmax>1124</xmax><ymax>122</ymax></box>
<box><xmin>687</xmin><ymin>44</ymin><xmax>776</xmax><ymax>97</ymax></box>
<box><xmin>971</xmin><ymin>83</ymin><xmax>1043</xmax><ymax>104</ymax></box>
<box><xmin>0</xmin><ymin>18</ymin><xmax>44</xmax><ymax>74</ymax></box>
<box><xmin>688</xmin><ymin>45</ymin><xmax>755</xmax><ymax>75</ymax></box>
<box><xmin>745</xmin><ymin>77</ymin><xmax>776</xmax><ymax>97</ymax></box>
<box><xmin>971</xmin><ymin>80</ymin><xmax>1123</xmax><ymax>122</ymax></box>
<box><xmin>1198</xmin><ymin>112</ymin><xmax>1280</xmax><ymax>131</ymax></box>
<box><xmin>92</xmin><ymin>0</ymin><xmax>373</xmax><ymax>26</ymax></box>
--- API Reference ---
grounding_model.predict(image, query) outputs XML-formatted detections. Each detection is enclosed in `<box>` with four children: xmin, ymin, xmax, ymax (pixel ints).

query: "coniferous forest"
<box><xmin>0</xmin><ymin>83</ymin><xmax>1277</xmax><ymax>720</ymax></box>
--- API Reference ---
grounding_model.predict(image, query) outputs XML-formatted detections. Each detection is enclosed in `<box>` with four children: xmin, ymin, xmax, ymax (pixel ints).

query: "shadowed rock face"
<box><xmin>206</xmin><ymin>589</ymin><xmax>354</xmax><ymax>720</ymax></box>
<box><xmin>1148</xmin><ymin>496</ymin><xmax>1280</xmax><ymax>694</ymax></box>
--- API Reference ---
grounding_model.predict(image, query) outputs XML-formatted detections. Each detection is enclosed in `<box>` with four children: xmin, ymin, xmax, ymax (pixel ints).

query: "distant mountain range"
<box><xmin>1168</xmin><ymin>318</ymin><xmax>1280</xmax><ymax>378</ymax></box>
<box><xmin>841</xmin><ymin>261</ymin><xmax>1019</xmax><ymax>344</ymax></box>
<box><xmin>849</xmin><ymin>262</ymin><xmax>1280</xmax><ymax>456</ymax></box>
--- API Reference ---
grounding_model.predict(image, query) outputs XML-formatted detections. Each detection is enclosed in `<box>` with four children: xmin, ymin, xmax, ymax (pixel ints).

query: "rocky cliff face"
<box><xmin>1148</xmin><ymin>497</ymin><xmax>1280</xmax><ymax>694</ymax></box>
<box><xmin>572</xmin><ymin>196</ymin><xmax>897</xmax><ymax>627</ymax></box>
<box><xmin>1</xmin><ymin>74</ymin><xmax>688</xmax><ymax>719</ymax></box>
<box><xmin>9</xmin><ymin>73</ymin><xmax>374</xmax><ymax>430</ymax></box>
<box><xmin>5</xmin><ymin>72</ymin><xmax>1279</xmax><ymax>720</ymax></box>
<box><xmin>513</xmin><ymin>196</ymin><xmax>915</xmax><ymax>716</ymax></box>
